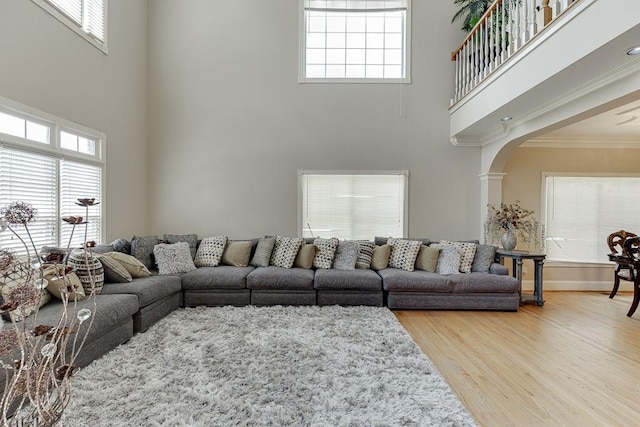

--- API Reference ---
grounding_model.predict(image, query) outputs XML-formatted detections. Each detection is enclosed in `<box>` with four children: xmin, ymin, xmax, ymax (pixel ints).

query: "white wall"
<box><xmin>0</xmin><ymin>0</ymin><xmax>149</xmax><ymax>241</ymax></box>
<box><xmin>148</xmin><ymin>0</ymin><xmax>481</xmax><ymax>240</ymax></box>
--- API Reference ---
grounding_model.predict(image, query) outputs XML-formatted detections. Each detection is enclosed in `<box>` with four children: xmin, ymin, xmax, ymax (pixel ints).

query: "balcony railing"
<box><xmin>451</xmin><ymin>0</ymin><xmax>579</xmax><ymax>105</ymax></box>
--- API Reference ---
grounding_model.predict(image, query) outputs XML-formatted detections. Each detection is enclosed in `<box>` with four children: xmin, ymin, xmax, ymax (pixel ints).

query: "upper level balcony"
<box><xmin>448</xmin><ymin>0</ymin><xmax>640</xmax><ymax>147</ymax></box>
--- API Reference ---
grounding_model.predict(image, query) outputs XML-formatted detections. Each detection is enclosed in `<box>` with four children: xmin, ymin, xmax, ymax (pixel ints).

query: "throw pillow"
<box><xmin>355</xmin><ymin>241</ymin><xmax>376</xmax><ymax>269</ymax></box>
<box><xmin>250</xmin><ymin>237</ymin><xmax>276</xmax><ymax>267</ymax></box>
<box><xmin>387</xmin><ymin>238</ymin><xmax>422</xmax><ymax>272</ymax></box>
<box><xmin>194</xmin><ymin>236</ymin><xmax>228</xmax><ymax>267</ymax></box>
<box><xmin>435</xmin><ymin>244</ymin><xmax>461</xmax><ymax>275</ymax></box>
<box><xmin>414</xmin><ymin>245</ymin><xmax>441</xmax><ymax>272</ymax></box>
<box><xmin>294</xmin><ymin>243</ymin><xmax>316</xmax><ymax>269</ymax></box>
<box><xmin>163</xmin><ymin>234</ymin><xmax>198</xmax><ymax>259</ymax></box>
<box><xmin>92</xmin><ymin>244</ymin><xmax>115</xmax><ymax>254</ymax></box>
<box><xmin>66</xmin><ymin>249</ymin><xmax>105</xmax><ymax>294</ymax></box>
<box><xmin>131</xmin><ymin>235</ymin><xmax>159</xmax><ymax>270</ymax></box>
<box><xmin>0</xmin><ymin>258</ymin><xmax>51</xmax><ymax>322</ymax></box>
<box><xmin>43</xmin><ymin>264</ymin><xmax>86</xmax><ymax>301</ymax></box>
<box><xmin>97</xmin><ymin>253</ymin><xmax>133</xmax><ymax>283</ymax></box>
<box><xmin>110</xmin><ymin>238</ymin><xmax>131</xmax><ymax>254</ymax></box>
<box><xmin>472</xmin><ymin>244</ymin><xmax>497</xmax><ymax>273</ymax></box>
<box><xmin>370</xmin><ymin>245</ymin><xmax>391</xmax><ymax>271</ymax></box>
<box><xmin>333</xmin><ymin>241</ymin><xmax>360</xmax><ymax>270</ymax></box>
<box><xmin>154</xmin><ymin>242</ymin><xmax>197</xmax><ymax>275</ymax></box>
<box><xmin>222</xmin><ymin>241</ymin><xmax>253</xmax><ymax>267</ymax></box>
<box><xmin>103</xmin><ymin>251</ymin><xmax>151</xmax><ymax>278</ymax></box>
<box><xmin>270</xmin><ymin>235</ymin><xmax>304</xmax><ymax>269</ymax></box>
<box><xmin>440</xmin><ymin>240</ymin><xmax>477</xmax><ymax>274</ymax></box>
<box><xmin>313</xmin><ymin>237</ymin><xmax>339</xmax><ymax>269</ymax></box>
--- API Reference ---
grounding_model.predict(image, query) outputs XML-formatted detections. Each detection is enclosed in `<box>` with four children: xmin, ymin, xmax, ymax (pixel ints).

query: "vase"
<box><xmin>501</xmin><ymin>229</ymin><xmax>517</xmax><ymax>251</ymax></box>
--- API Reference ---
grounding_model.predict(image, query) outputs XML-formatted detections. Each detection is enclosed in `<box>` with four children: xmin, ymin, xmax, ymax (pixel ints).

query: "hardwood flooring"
<box><xmin>394</xmin><ymin>292</ymin><xmax>640</xmax><ymax>427</ymax></box>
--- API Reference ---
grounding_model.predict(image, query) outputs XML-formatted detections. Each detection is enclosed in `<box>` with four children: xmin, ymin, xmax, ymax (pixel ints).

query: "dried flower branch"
<box><xmin>483</xmin><ymin>200</ymin><xmax>544</xmax><ymax>250</ymax></box>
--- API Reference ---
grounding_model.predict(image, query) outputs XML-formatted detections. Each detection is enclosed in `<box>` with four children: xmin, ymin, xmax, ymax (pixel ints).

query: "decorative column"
<box><xmin>479</xmin><ymin>173</ymin><xmax>506</xmax><ymax>237</ymax></box>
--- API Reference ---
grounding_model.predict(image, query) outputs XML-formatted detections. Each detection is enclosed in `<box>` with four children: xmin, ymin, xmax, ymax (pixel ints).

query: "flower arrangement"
<box><xmin>0</xmin><ymin>200</ymin><xmax>98</xmax><ymax>426</ymax></box>
<box><xmin>483</xmin><ymin>201</ymin><xmax>543</xmax><ymax>250</ymax></box>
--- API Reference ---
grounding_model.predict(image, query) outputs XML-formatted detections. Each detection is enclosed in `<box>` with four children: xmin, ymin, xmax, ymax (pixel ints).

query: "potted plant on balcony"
<box><xmin>451</xmin><ymin>0</ymin><xmax>491</xmax><ymax>32</ymax></box>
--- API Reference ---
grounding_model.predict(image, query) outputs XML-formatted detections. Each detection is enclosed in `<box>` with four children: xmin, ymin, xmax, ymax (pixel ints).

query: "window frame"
<box><xmin>297</xmin><ymin>169</ymin><xmax>409</xmax><ymax>240</ymax></box>
<box><xmin>541</xmin><ymin>172</ymin><xmax>640</xmax><ymax>266</ymax></box>
<box><xmin>298</xmin><ymin>0</ymin><xmax>412</xmax><ymax>84</ymax></box>
<box><xmin>31</xmin><ymin>0</ymin><xmax>108</xmax><ymax>54</ymax></box>
<box><xmin>0</xmin><ymin>95</ymin><xmax>106</xmax><ymax>252</ymax></box>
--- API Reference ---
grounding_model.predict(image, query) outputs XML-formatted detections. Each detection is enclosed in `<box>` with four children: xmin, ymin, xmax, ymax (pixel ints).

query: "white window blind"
<box><xmin>0</xmin><ymin>147</ymin><xmax>58</xmax><ymax>253</ymax></box>
<box><xmin>60</xmin><ymin>160</ymin><xmax>102</xmax><ymax>248</ymax></box>
<box><xmin>301</xmin><ymin>0</ymin><xmax>411</xmax><ymax>82</ymax></box>
<box><xmin>544</xmin><ymin>175</ymin><xmax>640</xmax><ymax>263</ymax></box>
<box><xmin>33</xmin><ymin>0</ymin><xmax>106</xmax><ymax>52</ymax></box>
<box><xmin>300</xmin><ymin>171</ymin><xmax>407</xmax><ymax>240</ymax></box>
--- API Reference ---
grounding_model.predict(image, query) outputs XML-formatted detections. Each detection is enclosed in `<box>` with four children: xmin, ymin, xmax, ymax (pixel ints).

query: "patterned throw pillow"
<box><xmin>270</xmin><ymin>235</ymin><xmax>304</xmax><ymax>269</ymax></box>
<box><xmin>0</xmin><ymin>258</ymin><xmax>51</xmax><ymax>322</ymax></box>
<box><xmin>154</xmin><ymin>242</ymin><xmax>197</xmax><ymax>275</ymax></box>
<box><xmin>66</xmin><ymin>249</ymin><xmax>105</xmax><ymax>295</ymax></box>
<box><xmin>250</xmin><ymin>237</ymin><xmax>276</xmax><ymax>267</ymax></box>
<box><xmin>222</xmin><ymin>241</ymin><xmax>253</xmax><ymax>267</ymax></box>
<box><xmin>440</xmin><ymin>240</ymin><xmax>477</xmax><ymax>274</ymax></box>
<box><xmin>97</xmin><ymin>253</ymin><xmax>133</xmax><ymax>283</ymax></box>
<box><xmin>164</xmin><ymin>234</ymin><xmax>198</xmax><ymax>259</ymax></box>
<box><xmin>356</xmin><ymin>241</ymin><xmax>376</xmax><ymax>269</ymax></box>
<box><xmin>313</xmin><ymin>237</ymin><xmax>339</xmax><ymax>269</ymax></box>
<box><xmin>194</xmin><ymin>236</ymin><xmax>228</xmax><ymax>267</ymax></box>
<box><xmin>387</xmin><ymin>238</ymin><xmax>422</xmax><ymax>272</ymax></box>
<box><xmin>434</xmin><ymin>244</ymin><xmax>461</xmax><ymax>275</ymax></box>
<box><xmin>415</xmin><ymin>245</ymin><xmax>441</xmax><ymax>272</ymax></box>
<box><xmin>131</xmin><ymin>235</ymin><xmax>159</xmax><ymax>270</ymax></box>
<box><xmin>43</xmin><ymin>264</ymin><xmax>86</xmax><ymax>301</ymax></box>
<box><xmin>333</xmin><ymin>241</ymin><xmax>360</xmax><ymax>270</ymax></box>
<box><xmin>104</xmin><ymin>252</ymin><xmax>151</xmax><ymax>278</ymax></box>
<box><xmin>472</xmin><ymin>244</ymin><xmax>497</xmax><ymax>273</ymax></box>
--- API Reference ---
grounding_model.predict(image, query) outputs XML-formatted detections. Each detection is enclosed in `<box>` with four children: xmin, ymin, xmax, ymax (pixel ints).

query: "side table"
<box><xmin>496</xmin><ymin>250</ymin><xmax>546</xmax><ymax>306</ymax></box>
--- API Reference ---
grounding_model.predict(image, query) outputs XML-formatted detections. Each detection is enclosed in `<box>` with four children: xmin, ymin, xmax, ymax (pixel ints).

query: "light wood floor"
<box><xmin>395</xmin><ymin>291</ymin><xmax>640</xmax><ymax>427</ymax></box>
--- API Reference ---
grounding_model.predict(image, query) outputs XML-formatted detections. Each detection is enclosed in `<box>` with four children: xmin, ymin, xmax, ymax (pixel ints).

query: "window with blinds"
<box><xmin>300</xmin><ymin>0</ymin><xmax>411</xmax><ymax>82</ymax></box>
<box><xmin>299</xmin><ymin>171</ymin><xmax>407</xmax><ymax>240</ymax></box>
<box><xmin>32</xmin><ymin>0</ymin><xmax>107</xmax><ymax>53</ymax></box>
<box><xmin>544</xmin><ymin>174</ymin><xmax>640</xmax><ymax>263</ymax></box>
<box><xmin>0</xmin><ymin>98</ymin><xmax>104</xmax><ymax>255</ymax></box>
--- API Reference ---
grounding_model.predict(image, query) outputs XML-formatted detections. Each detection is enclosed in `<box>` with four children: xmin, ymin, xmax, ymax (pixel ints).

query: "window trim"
<box><xmin>298</xmin><ymin>0</ymin><xmax>412</xmax><ymax>84</ymax></box>
<box><xmin>31</xmin><ymin>0</ymin><xmax>108</xmax><ymax>54</ymax></box>
<box><xmin>297</xmin><ymin>169</ymin><xmax>409</xmax><ymax>239</ymax></box>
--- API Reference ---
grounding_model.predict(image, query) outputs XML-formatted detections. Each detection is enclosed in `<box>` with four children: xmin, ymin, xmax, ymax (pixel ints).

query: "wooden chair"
<box><xmin>607</xmin><ymin>230</ymin><xmax>637</xmax><ymax>299</ymax></box>
<box><xmin>623</xmin><ymin>236</ymin><xmax>640</xmax><ymax>316</ymax></box>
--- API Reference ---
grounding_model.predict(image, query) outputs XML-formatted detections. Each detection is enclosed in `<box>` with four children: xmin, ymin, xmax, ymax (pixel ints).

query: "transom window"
<box><xmin>299</xmin><ymin>171</ymin><xmax>408</xmax><ymax>240</ymax></box>
<box><xmin>300</xmin><ymin>0</ymin><xmax>411</xmax><ymax>83</ymax></box>
<box><xmin>0</xmin><ymin>97</ymin><xmax>105</xmax><ymax>254</ymax></box>
<box><xmin>543</xmin><ymin>174</ymin><xmax>640</xmax><ymax>263</ymax></box>
<box><xmin>32</xmin><ymin>0</ymin><xmax>107</xmax><ymax>53</ymax></box>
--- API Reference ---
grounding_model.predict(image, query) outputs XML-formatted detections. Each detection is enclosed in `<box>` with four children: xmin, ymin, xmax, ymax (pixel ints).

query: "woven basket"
<box><xmin>67</xmin><ymin>249</ymin><xmax>104</xmax><ymax>295</ymax></box>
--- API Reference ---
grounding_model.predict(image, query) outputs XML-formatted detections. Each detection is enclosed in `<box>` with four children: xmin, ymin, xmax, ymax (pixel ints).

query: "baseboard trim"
<box><xmin>522</xmin><ymin>280</ymin><xmax>632</xmax><ymax>292</ymax></box>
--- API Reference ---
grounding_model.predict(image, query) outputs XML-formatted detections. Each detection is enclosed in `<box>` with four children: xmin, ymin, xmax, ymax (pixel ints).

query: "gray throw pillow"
<box><xmin>110</xmin><ymin>238</ymin><xmax>131</xmax><ymax>254</ymax></box>
<box><xmin>333</xmin><ymin>241</ymin><xmax>360</xmax><ymax>270</ymax></box>
<box><xmin>164</xmin><ymin>233</ymin><xmax>198</xmax><ymax>259</ymax></box>
<box><xmin>131</xmin><ymin>235</ymin><xmax>159</xmax><ymax>270</ymax></box>
<box><xmin>435</xmin><ymin>244</ymin><xmax>461</xmax><ymax>275</ymax></box>
<box><xmin>154</xmin><ymin>242</ymin><xmax>197</xmax><ymax>275</ymax></box>
<box><xmin>250</xmin><ymin>237</ymin><xmax>276</xmax><ymax>267</ymax></box>
<box><xmin>472</xmin><ymin>244</ymin><xmax>497</xmax><ymax>273</ymax></box>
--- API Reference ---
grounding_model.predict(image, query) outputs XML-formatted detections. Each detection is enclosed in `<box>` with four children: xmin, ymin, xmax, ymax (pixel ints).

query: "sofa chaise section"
<box><xmin>314</xmin><ymin>269</ymin><xmax>383</xmax><ymax>306</ymax></box>
<box><xmin>181</xmin><ymin>266</ymin><xmax>254</xmax><ymax>307</ymax></box>
<box><xmin>247</xmin><ymin>266</ymin><xmax>316</xmax><ymax>305</ymax></box>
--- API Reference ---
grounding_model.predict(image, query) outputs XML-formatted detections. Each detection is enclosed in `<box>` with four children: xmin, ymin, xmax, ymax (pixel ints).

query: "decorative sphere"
<box><xmin>33</xmin><ymin>278</ymin><xmax>48</xmax><ymax>290</ymax></box>
<box><xmin>77</xmin><ymin>308</ymin><xmax>92</xmax><ymax>323</ymax></box>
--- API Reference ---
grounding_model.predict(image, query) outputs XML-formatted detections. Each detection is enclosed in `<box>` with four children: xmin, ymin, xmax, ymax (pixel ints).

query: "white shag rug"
<box><xmin>64</xmin><ymin>306</ymin><xmax>476</xmax><ymax>426</ymax></box>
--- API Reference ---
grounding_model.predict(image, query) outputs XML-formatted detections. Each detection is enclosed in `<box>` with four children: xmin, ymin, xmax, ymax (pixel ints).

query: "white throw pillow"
<box><xmin>194</xmin><ymin>236</ymin><xmax>228</xmax><ymax>267</ymax></box>
<box><xmin>154</xmin><ymin>242</ymin><xmax>197</xmax><ymax>275</ymax></box>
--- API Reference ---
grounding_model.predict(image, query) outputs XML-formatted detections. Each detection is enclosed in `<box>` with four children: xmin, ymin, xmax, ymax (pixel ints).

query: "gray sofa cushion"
<box><xmin>181</xmin><ymin>266</ymin><xmax>254</xmax><ymax>290</ymax></box>
<box><xmin>247</xmin><ymin>266</ymin><xmax>315</xmax><ymax>290</ymax></box>
<box><xmin>314</xmin><ymin>269</ymin><xmax>382</xmax><ymax>291</ymax></box>
<box><xmin>378</xmin><ymin>268</ymin><xmax>452</xmax><ymax>292</ymax></box>
<box><xmin>100</xmin><ymin>275</ymin><xmax>182</xmax><ymax>307</ymax></box>
<box><xmin>489</xmin><ymin>263</ymin><xmax>509</xmax><ymax>275</ymax></box>
<box><xmin>472</xmin><ymin>244</ymin><xmax>497</xmax><ymax>273</ymax></box>
<box><xmin>449</xmin><ymin>273</ymin><xmax>519</xmax><ymax>293</ymax></box>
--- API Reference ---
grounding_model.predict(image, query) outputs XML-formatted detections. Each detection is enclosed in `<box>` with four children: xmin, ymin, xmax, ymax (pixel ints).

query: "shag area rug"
<box><xmin>64</xmin><ymin>306</ymin><xmax>476</xmax><ymax>426</ymax></box>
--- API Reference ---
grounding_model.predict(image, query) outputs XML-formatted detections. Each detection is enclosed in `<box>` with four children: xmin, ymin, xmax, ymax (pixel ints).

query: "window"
<box><xmin>32</xmin><ymin>0</ymin><xmax>107</xmax><ymax>53</ymax></box>
<box><xmin>543</xmin><ymin>174</ymin><xmax>640</xmax><ymax>263</ymax></box>
<box><xmin>300</xmin><ymin>0</ymin><xmax>411</xmax><ymax>83</ymax></box>
<box><xmin>0</xmin><ymin>97</ymin><xmax>105</xmax><ymax>254</ymax></box>
<box><xmin>299</xmin><ymin>171</ymin><xmax>408</xmax><ymax>240</ymax></box>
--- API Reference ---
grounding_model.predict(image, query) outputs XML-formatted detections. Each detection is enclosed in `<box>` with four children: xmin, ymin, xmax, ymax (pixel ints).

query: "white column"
<box><xmin>479</xmin><ymin>173</ymin><xmax>506</xmax><ymax>240</ymax></box>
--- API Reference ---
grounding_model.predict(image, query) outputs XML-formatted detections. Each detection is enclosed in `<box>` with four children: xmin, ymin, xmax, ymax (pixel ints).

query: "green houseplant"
<box><xmin>451</xmin><ymin>0</ymin><xmax>492</xmax><ymax>32</ymax></box>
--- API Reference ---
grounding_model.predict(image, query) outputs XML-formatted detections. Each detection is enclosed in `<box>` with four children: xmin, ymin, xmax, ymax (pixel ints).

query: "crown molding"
<box><xmin>450</xmin><ymin>135</ymin><xmax>481</xmax><ymax>146</ymax></box>
<box><xmin>522</xmin><ymin>135</ymin><xmax>640</xmax><ymax>148</ymax></box>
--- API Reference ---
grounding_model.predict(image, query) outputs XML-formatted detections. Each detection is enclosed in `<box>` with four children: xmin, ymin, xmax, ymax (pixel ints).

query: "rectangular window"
<box><xmin>0</xmin><ymin>97</ymin><xmax>104</xmax><ymax>255</ymax></box>
<box><xmin>543</xmin><ymin>174</ymin><xmax>640</xmax><ymax>263</ymax></box>
<box><xmin>299</xmin><ymin>171</ymin><xmax>408</xmax><ymax>240</ymax></box>
<box><xmin>300</xmin><ymin>0</ymin><xmax>411</xmax><ymax>83</ymax></box>
<box><xmin>32</xmin><ymin>0</ymin><xmax>107</xmax><ymax>53</ymax></box>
